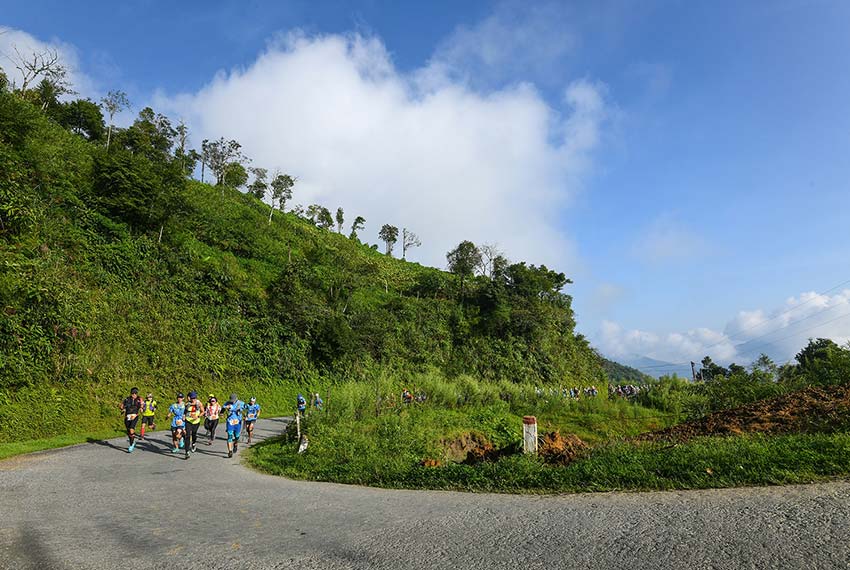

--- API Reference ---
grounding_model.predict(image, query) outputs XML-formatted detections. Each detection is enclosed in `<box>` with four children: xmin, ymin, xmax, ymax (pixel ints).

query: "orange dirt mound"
<box><xmin>538</xmin><ymin>431</ymin><xmax>588</xmax><ymax>465</ymax></box>
<box><xmin>440</xmin><ymin>432</ymin><xmax>496</xmax><ymax>464</ymax></box>
<box><xmin>638</xmin><ymin>384</ymin><xmax>850</xmax><ymax>443</ymax></box>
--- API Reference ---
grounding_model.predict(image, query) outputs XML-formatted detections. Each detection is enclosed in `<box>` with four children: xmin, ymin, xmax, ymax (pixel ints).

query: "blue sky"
<box><xmin>3</xmin><ymin>1</ymin><xmax>849</xmax><ymax>368</ymax></box>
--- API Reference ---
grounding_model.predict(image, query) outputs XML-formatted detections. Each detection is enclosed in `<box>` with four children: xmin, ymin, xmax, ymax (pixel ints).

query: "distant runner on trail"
<box><xmin>167</xmin><ymin>393</ymin><xmax>186</xmax><ymax>455</ymax></box>
<box><xmin>204</xmin><ymin>394</ymin><xmax>221</xmax><ymax>445</ymax></box>
<box><xmin>296</xmin><ymin>393</ymin><xmax>307</xmax><ymax>417</ymax></box>
<box><xmin>139</xmin><ymin>393</ymin><xmax>157</xmax><ymax>440</ymax></box>
<box><xmin>244</xmin><ymin>397</ymin><xmax>261</xmax><ymax>444</ymax></box>
<box><xmin>222</xmin><ymin>393</ymin><xmax>245</xmax><ymax>459</ymax></box>
<box><xmin>184</xmin><ymin>391</ymin><xmax>205</xmax><ymax>457</ymax></box>
<box><xmin>119</xmin><ymin>387</ymin><xmax>142</xmax><ymax>453</ymax></box>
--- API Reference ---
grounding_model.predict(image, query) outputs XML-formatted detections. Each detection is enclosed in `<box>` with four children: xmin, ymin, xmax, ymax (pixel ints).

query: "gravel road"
<box><xmin>2</xmin><ymin>417</ymin><xmax>848</xmax><ymax>569</ymax></box>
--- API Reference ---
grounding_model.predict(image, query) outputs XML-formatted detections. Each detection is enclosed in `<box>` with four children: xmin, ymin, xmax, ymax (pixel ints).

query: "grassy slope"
<box><xmin>1</xmin><ymin>93</ymin><xmax>603</xmax><ymax>450</ymax></box>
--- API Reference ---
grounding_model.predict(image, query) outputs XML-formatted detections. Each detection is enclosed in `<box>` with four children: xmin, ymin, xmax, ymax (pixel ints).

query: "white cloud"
<box><xmin>156</xmin><ymin>31</ymin><xmax>609</xmax><ymax>271</ymax></box>
<box><xmin>0</xmin><ymin>26</ymin><xmax>96</xmax><ymax>98</ymax></box>
<box><xmin>597</xmin><ymin>289</ymin><xmax>850</xmax><ymax>366</ymax></box>
<box><xmin>424</xmin><ymin>1</ymin><xmax>578</xmax><ymax>90</ymax></box>
<box><xmin>632</xmin><ymin>213</ymin><xmax>707</xmax><ymax>265</ymax></box>
<box><xmin>598</xmin><ymin>320</ymin><xmax>737</xmax><ymax>364</ymax></box>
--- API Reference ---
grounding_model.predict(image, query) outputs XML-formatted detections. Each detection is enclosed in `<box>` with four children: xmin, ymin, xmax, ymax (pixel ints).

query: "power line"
<box><xmin>629</xmin><ymin>279</ymin><xmax>850</xmax><ymax>372</ymax></box>
<box><xmin>638</xmin><ymin>301</ymin><xmax>850</xmax><ymax>371</ymax></box>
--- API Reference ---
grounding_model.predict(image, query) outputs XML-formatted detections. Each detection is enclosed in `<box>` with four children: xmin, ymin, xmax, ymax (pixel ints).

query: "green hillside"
<box><xmin>0</xmin><ymin>92</ymin><xmax>603</xmax><ymax>442</ymax></box>
<box><xmin>601</xmin><ymin>358</ymin><xmax>654</xmax><ymax>384</ymax></box>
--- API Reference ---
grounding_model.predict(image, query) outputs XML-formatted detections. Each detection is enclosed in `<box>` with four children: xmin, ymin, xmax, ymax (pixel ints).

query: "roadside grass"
<box><xmin>248</xmin><ymin>375</ymin><xmax>850</xmax><ymax>493</ymax></box>
<box><xmin>0</xmin><ymin>428</ymin><xmax>123</xmax><ymax>461</ymax></box>
<box><xmin>250</xmin><ymin>429</ymin><xmax>850</xmax><ymax>494</ymax></box>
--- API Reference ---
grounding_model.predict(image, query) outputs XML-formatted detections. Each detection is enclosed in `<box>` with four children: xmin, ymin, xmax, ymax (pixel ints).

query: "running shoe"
<box><xmin>178</xmin><ymin>438</ymin><xmax>184</xmax><ymax>449</ymax></box>
<box><xmin>128</xmin><ymin>443</ymin><xmax>135</xmax><ymax>453</ymax></box>
<box><xmin>191</xmin><ymin>445</ymin><xmax>197</xmax><ymax>453</ymax></box>
<box><xmin>171</xmin><ymin>448</ymin><xmax>179</xmax><ymax>453</ymax></box>
<box><xmin>227</xmin><ymin>450</ymin><xmax>233</xmax><ymax>458</ymax></box>
<box><xmin>233</xmin><ymin>443</ymin><xmax>238</xmax><ymax>453</ymax></box>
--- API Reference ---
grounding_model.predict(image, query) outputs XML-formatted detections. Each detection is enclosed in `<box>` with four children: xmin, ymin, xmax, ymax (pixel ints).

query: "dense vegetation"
<box><xmin>601</xmin><ymin>357</ymin><xmax>653</xmax><ymax>384</ymax></box>
<box><xmin>0</xmin><ymin>86</ymin><xmax>602</xmax><ymax>443</ymax></box>
<box><xmin>251</xmin><ymin>342</ymin><xmax>850</xmax><ymax>493</ymax></box>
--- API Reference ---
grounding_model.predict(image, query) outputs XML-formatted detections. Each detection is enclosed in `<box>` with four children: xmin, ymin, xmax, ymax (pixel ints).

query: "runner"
<box><xmin>296</xmin><ymin>393</ymin><xmax>307</xmax><ymax>417</ymax></box>
<box><xmin>204</xmin><ymin>394</ymin><xmax>222</xmax><ymax>445</ymax></box>
<box><xmin>184</xmin><ymin>391</ymin><xmax>205</xmax><ymax>458</ymax></box>
<box><xmin>139</xmin><ymin>393</ymin><xmax>157</xmax><ymax>440</ymax></box>
<box><xmin>119</xmin><ymin>387</ymin><xmax>142</xmax><ymax>453</ymax></box>
<box><xmin>244</xmin><ymin>397</ymin><xmax>261</xmax><ymax>444</ymax></box>
<box><xmin>166</xmin><ymin>393</ymin><xmax>186</xmax><ymax>455</ymax></box>
<box><xmin>222</xmin><ymin>393</ymin><xmax>245</xmax><ymax>459</ymax></box>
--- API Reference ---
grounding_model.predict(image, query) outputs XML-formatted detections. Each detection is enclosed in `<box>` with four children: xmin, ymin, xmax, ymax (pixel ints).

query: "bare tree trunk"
<box><xmin>158</xmin><ymin>225</ymin><xmax>164</xmax><ymax>243</ymax></box>
<box><xmin>268</xmin><ymin>201</ymin><xmax>275</xmax><ymax>225</ymax></box>
<box><xmin>201</xmin><ymin>160</ymin><xmax>205</xmax><ymax>183</ymax></box>
<box><xmin>106</xmin><ymin>124</ymin><xmax>112</xmax><ymax>150</ymax></box>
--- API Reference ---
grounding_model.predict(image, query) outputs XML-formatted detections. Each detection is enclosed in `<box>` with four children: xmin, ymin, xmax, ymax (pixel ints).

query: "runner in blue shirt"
<box><xmin>243</xmin><ymin>397</ymin><xmax>261</xmax><ymax>444</ymax></box>
<box><xmin>222</xmin><ymin>393</ymin><xmax>245</xmax><ymax>458</ymax></box>
<box><xmin>166</xmin><ymin>393</ymin><xmax>187</xmax><ymax>454</ymax></box>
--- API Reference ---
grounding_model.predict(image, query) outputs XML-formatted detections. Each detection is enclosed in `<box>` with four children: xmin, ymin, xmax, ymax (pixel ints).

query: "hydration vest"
<box><xmin>206</xmin><ymin>403</ymin><xmax>221</xmax><ymax>420</ymax></box>
<box><xmin>142</xmin><ymin>400</ymin><xmax>157</xmax><ymax>416</ymax></box>
<box><xmin>186</xmin><ymin>401</ymin><xmax>203</xmax><ymax>424</ymax></box>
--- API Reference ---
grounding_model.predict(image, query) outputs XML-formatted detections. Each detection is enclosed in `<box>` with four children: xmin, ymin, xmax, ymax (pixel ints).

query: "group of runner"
<box><xmin>119</xmin><ymin>388</ymin><xmax>261</xmax><ymax>459</ymax></box>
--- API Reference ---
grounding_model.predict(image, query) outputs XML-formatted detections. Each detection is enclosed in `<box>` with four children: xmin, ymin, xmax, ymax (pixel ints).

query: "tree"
<box><xmin>247</xmin><ymin>167</ymin><xmax>268</xmax><ymax>200</ymax></box>
<box><xmin>349</xmin><ymin>216</ymin><xmax>365</xmax><ymax>240</ymax></box>
<box><xmin>306</xmin><ymin>204</ymin><xmax>323</xmax><ymax>225</ymax></box>
<box><xmin>57</xmin><ymin>98</ymin><xmax>104</xmax><ymax>141</ymax></box>
<box><xmin>268</xmin><ymin>172</ymin><xmax>295</xmax><ymax>224</ymax></box>
<box><xmin>446</xmin><ymin>240</ymin><xmax>481</xmax><ymax>298</ymax></box>
<box><xmin>8</xmin><ymin>45</ymin><xmax>71</xmax><ymax>96</ymax></box>
<box><xmin>335</xmin><ymin>207</ymin><xmax>344</xmax><ymax>233</ymax></box>
<box><xmin>317</xmin><ymin>207</ymin><xmax>334</xmax><ymax>230</ymax></box>
<box><xmin>401</xmin><ymin>228</ymin><xmax>421</xmax><ymax>260</ymax></box>
<box><xmin>478</xmin><ymin>243</ymin><xmax>505</xmax><ymax>278</ymax></box>
<box><xmin>100</xmin><ymin>90</ymin><xmax>129</xmax><ymax>150</ymax></box>
<box><xmin>222</xmin><ymin>162</ymin><xmax>248</xmax><ymax>189</ymax></box>
<box><xmin>202</xmin><ymin>137</ymin><xmax>249</xmax><ymax>188</ymax></box>
<box><xmin>378</xmin><ymin>224</ymin><xmax>399</xmax><ymax>256</ymax></box>
<box><xmin>173</xmin><ymin>120</ymin><xmax>198</xmax><ymax>176</ymax></box>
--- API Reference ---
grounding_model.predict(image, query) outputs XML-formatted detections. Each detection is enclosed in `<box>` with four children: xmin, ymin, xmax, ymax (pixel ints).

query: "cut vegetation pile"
<box><xmin>638</xmin><ymin>383</ymin><xmax>850</xmax><ymax>442</ymax></box>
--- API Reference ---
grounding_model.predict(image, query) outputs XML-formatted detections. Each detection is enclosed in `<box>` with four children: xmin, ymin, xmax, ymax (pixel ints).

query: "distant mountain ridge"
<box><xmin>614</xmin><ymin>355</ymin><xmax>695</xmax><ymax>380</ymax></box>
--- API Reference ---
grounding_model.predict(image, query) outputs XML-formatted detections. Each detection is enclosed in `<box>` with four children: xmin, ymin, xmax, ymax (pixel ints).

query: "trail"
<box><xmin>1</xmin><ymin>418</ymin><xmax>848</xmax><ymax>569</ymax></box>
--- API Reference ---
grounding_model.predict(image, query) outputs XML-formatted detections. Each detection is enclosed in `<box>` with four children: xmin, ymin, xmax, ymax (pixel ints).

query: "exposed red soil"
<box><xmin>637</xmin><ymin>384</ymin><xmax>850</xmax><ymax>443</ymax></box>
<box><xmin>440</xmin><ymin>432</ymin><xmax>496</xmax><ymax>464</ymax></box>
<box><xmin>538</xmin><ymin>431</ymin><xmax>588</xmax><ymax>465</ymax></box>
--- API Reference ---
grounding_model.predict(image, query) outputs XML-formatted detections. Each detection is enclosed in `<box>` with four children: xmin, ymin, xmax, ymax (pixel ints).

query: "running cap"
<box><xmin>130</xmin><ymin>387</ymin><xmax>139</xmax><ymax>394</ymax></box>
<box><xmin>146</xmin><ymin>393</ymin><xmax>153</xmax><ymax>399</ymax></box>
<box><xmin>229</xmin><ymin>393</ymin><xmax>238</xmax><ymax>403</ymax></box>
<box><xmin>250</xmin><ymin>397</ymin><xmax>256</xmax><ymax>402</ymax></box>
<box><xmin>177</xmin><ymin>392</ymin><xmax>184</xmax><ymax>399</ymax></box>
<box><xmin>188</xmin><ymin>391</ymin><xmax>198</xmax><ymax>399</ymax></box>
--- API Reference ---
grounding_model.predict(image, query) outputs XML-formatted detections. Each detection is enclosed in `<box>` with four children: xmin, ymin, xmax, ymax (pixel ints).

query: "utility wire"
<box><xmin>639</xmin><ymin>301</ymin><xmax>850</xmax><ymax>371</ymax></box>
<box><xmin>631</xmin><ymin>277</ymin><xmax>850</xmax><ymax>371</ymax></box>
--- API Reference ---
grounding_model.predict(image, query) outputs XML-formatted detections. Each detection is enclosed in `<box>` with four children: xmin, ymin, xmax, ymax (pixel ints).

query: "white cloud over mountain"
<box><xmin>155</xmin><ymin>31</ymin><xmax>609</xmax><ymax>271</ymax></box>
<box><xmin>597</xmin><ymin>289</ymin><xmax>850</xmax><ymax>366</ymax></box>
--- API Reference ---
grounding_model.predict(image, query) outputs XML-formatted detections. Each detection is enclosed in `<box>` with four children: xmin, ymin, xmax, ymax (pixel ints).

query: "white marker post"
<box><xmin>523</xmin><ymin>416</ymin><xmax>538</xmax><ymax>454</ymax></box>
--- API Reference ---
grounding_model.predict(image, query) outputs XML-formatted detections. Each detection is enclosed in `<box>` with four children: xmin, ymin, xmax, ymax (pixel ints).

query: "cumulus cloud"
<box><xmin>156</xmin><ymin>31</ymin><xmax>609</xmax><ymax>271</ymax></box>
<box><xmin>597</xmin><ymin>289</ymin><xmax>850</xmax><ymax>366</ymax></box>
<box><xmin>0</xmin><ymin>26</ymin><xmax>96</xmax><ymax>98</ymax></box>
<box><xmin>598</xmin><ymin>320</ymin><xmax>737</xmax><ymax>364</ymax></box>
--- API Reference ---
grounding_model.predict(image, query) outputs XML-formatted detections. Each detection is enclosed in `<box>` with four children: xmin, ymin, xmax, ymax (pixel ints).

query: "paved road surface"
<box><xmin>2</xmin><ymin>418</ymin><xmax>848</xmax><ymax>569</ymax></box>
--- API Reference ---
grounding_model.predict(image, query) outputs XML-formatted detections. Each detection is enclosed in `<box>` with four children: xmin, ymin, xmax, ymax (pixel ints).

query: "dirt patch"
<box><xmin>440</xmin><ymin>432</ymin><xmax>496</xmax><ymax>464</ymax></box>
<box><xmin>538</xmin><ymin>431</ymin><xmax>588</xmax><ymax>465</ymax></box>
<box><xmin>638</xmin><ymin>384</ymin><xmax>850</xmax><ymax>443</ymax></box>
